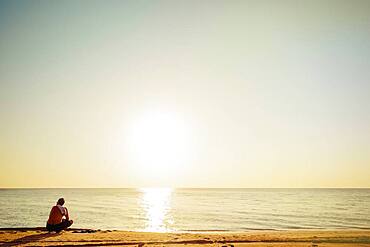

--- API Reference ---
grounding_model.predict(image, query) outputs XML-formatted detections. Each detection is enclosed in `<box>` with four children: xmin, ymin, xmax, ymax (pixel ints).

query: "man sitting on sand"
<box><xmin>46</xmin><ymin>198</ymin><xmax>73</xmax><ymax>232</ymax></box>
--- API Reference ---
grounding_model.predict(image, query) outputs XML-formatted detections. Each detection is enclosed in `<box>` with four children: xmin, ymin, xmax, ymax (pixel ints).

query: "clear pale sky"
<box><xmin>1</xmin><ymin>0</ymin><xmax>370</xmax><ymax>188</ymax></box>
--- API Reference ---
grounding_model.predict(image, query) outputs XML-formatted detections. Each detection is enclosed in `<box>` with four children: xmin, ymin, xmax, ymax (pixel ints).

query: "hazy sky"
<box><xmin>1</xmin><ymin>0</ymin><xmax>370</xmax><ymax>188</ymax></box>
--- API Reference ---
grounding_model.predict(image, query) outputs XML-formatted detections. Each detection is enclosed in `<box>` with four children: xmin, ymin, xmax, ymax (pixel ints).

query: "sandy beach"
<box><xmin>0</xmin><ymin>229</ymin><xmax>369</xmax><ymax>247</ymax></box>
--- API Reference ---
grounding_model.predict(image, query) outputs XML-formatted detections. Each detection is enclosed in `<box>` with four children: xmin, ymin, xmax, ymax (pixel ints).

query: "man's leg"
<box><xmin>54</xmin><ymin>219</ymin><xmax>74</xmax><ymax>232</ymax></box>
<box><xmin>46</xmin><ymin>223</ymin><xmax>55</xmax><ymax>232</ymax></box>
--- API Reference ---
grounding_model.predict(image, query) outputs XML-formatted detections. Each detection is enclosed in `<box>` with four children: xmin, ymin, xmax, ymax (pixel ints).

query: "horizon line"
<box><xmin>1</xmin><ymin>187</ymin><xmax>369</xmax><ymax>189</ymax></box>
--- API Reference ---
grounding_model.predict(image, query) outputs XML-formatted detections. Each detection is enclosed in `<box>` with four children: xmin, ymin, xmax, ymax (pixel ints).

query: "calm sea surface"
<box><xmin>0</xmin><ymin>188</ymin><xmax>369</xmax><ymax>231</ymax></box>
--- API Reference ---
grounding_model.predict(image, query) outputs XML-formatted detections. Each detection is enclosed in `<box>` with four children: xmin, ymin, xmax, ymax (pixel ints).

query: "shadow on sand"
<box><xmin>0</xmin><ymin>232</ymin><xmax>59</xmax><ymax>247</ymax></box>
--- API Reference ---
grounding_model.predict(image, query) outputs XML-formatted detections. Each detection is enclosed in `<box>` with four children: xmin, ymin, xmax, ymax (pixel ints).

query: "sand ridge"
<box><xmin>0</xmin><ymin>229</ymin><xmax>370</xmax><ymax>246</ymax></box>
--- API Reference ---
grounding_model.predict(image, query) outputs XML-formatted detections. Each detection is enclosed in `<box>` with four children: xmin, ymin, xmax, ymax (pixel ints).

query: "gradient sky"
<box><xmin>1</xmin><ymin>0</ymin><xmax>370</xmax><ymax>188</ymax></box>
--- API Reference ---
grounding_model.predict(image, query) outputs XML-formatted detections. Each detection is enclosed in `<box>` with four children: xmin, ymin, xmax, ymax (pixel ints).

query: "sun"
<box><xmin>127</xmin><ymin>110</ymin><xmax>192</xmax><ymax>178</ymax></box>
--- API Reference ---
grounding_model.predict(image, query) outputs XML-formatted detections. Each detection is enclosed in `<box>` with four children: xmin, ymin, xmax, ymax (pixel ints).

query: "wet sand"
<box><xmin>0</xmin><ymin>228</ymin><xmax>369</xmax><ymax>246</ymax></box>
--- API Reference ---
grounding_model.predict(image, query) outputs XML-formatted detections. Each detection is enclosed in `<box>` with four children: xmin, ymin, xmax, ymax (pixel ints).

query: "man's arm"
<box><xmin>65</xmin><ymin>207</ymin><xmax>69</xmax><ymax>221</ymax></box>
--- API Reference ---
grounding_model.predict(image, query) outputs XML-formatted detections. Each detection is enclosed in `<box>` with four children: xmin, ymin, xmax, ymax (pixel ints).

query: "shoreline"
<box><xmin>0</xmin><ymin>228</ymin><xmax>370</xmax><ymax>246</ymax></box>
<box><xmin>1</xmin><ymin>227</ymin><xmax>370</xmax><ymax>233</ymax></box>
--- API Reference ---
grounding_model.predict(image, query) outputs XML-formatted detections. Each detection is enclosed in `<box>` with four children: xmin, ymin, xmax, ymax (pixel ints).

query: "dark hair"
<box><xmin>57</xmin><ymin>198</ymin><xmax>65</xmax><ymax>206</ymax></box>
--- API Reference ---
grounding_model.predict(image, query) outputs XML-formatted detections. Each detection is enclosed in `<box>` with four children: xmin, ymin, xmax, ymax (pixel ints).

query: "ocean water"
<box><xmin>0</xmin><ymin>188</ymin><xmax>369</xmax><ymax>232</ymax></box>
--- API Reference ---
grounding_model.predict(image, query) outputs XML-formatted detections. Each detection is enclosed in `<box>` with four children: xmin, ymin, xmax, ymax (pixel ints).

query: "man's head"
<box><xmin>57</xmin><ymin>198</ymin><xmax>65</xmax><ymax>206</ymax></box>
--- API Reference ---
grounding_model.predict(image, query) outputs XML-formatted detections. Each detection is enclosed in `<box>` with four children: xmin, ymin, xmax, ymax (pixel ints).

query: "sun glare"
<box><xmin>140</xmin><ymin>187</ymin><xmax>173</xmax><ymax>232</ymax></box>
<box><xmin>127</xmin><ymin>110</ymin><xmax>192</xmax><ymax>178</ymax></box>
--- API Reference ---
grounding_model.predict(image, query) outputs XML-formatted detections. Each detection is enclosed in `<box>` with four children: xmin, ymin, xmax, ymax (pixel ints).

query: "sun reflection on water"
<box><xmin>140</xmin><ymin>187</ymin><xmax>173</xmax><ymax>232</ymax></box>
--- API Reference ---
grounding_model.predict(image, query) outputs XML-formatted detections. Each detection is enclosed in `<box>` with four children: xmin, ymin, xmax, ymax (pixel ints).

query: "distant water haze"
<box><xmin>1</xmin><ymin>188</ymin><xmax>369</xmax><ymax>231</ymax></box>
